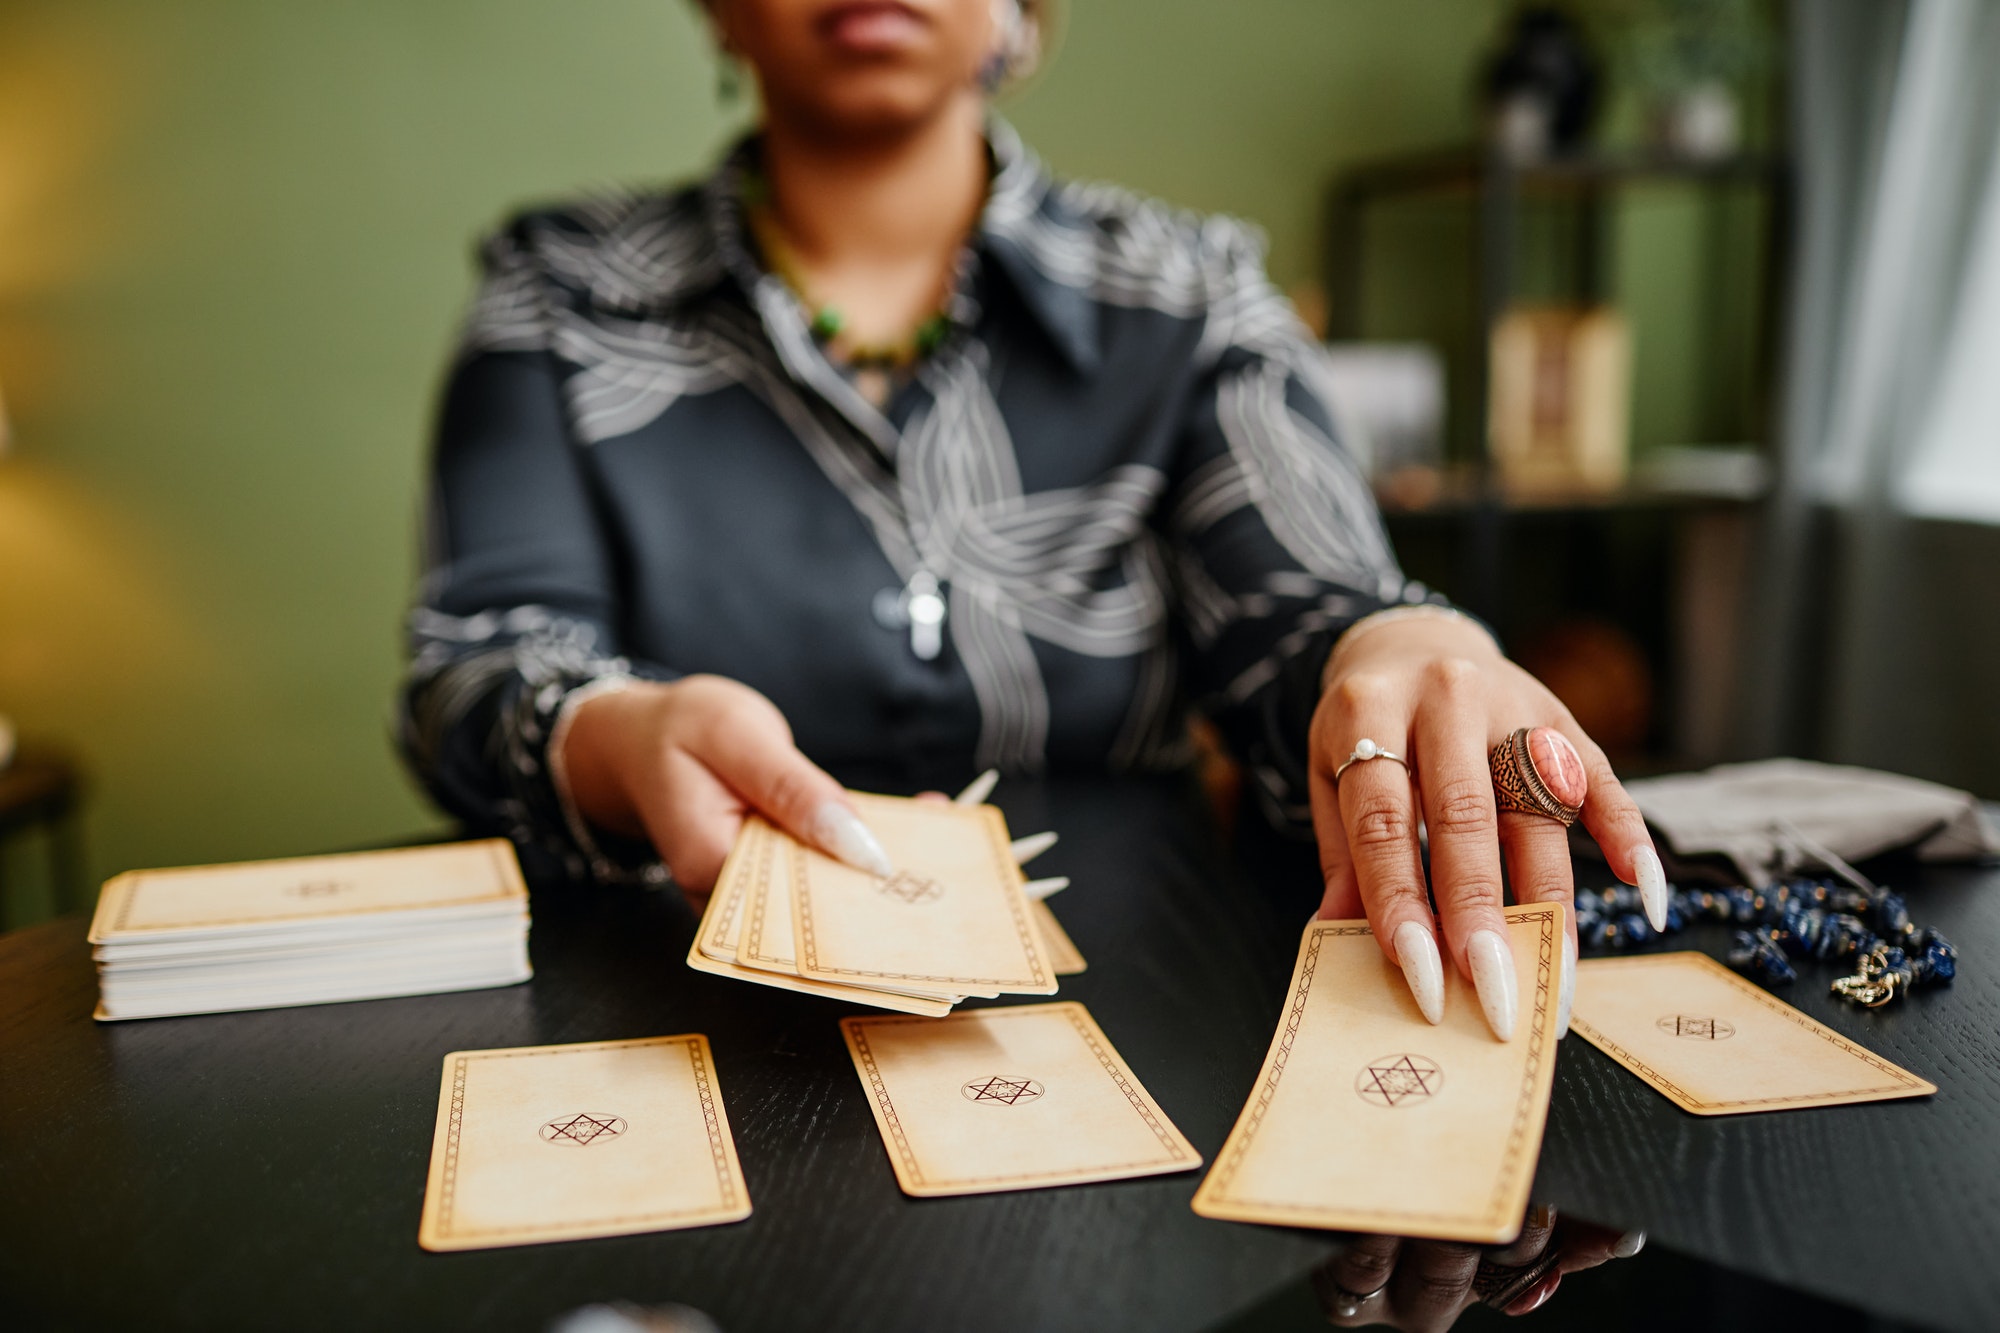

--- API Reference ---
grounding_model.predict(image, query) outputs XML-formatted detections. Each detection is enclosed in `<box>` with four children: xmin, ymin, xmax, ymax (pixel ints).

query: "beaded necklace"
<box><xmin>744</xmin><ymin>189</ymin><xmax>956</xmax><ymax>374</ymax></box>
<box><xmin>1575</xmin><ymin>878</ymin><xmax>1958</xmax><ymax>1008</ymax></box>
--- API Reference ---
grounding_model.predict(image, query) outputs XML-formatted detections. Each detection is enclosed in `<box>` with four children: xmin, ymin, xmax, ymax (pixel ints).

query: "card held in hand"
<box><xmin>1570</xmin><ymin>951</ymin><xmax>1936</xmax><ymax>1115</ymax></box>
<box><xmin>1191</xmin><ymin>903</ymin><xmax>1566</xmax><ymax>1244</ymax></box>
<box><xmin>841</xmin><ymin>1001</ymin><xmax>1201</xmax><ymax>1197</ymax></box>
<box><xmin>685</xmin><ymin>820</ymin><xmax>953</xmax><ymax>1018</ymax></box>
<box><xmin>417</xmin><ymin>1035</ymin><xmax>751</xmax><ymax>1251</ymax></box>
<box><xmin>793</xmin><ymin>793</ymin><xmax>1055</xmax><ymax>996</ymax></box>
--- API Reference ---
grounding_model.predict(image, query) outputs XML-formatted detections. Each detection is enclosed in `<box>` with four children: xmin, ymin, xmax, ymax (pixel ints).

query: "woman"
<box><xmin>400</xmin><ymin>0</ymin><xmax>1665</xmax><ymax>1043</ymax></box>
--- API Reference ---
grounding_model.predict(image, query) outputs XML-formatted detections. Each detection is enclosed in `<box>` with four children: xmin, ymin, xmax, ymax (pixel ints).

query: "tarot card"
<box><xmin>1570</xmin><ymin>951</ymin><xmax>1936</xmax><ymax>1115</ymax></box>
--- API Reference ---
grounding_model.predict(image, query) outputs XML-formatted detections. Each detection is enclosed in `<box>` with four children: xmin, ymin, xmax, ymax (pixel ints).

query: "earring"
<box><xmin>980</xmin><ymin>0</ymin><xmax>1033</xmax><ymax>93</ymax></box>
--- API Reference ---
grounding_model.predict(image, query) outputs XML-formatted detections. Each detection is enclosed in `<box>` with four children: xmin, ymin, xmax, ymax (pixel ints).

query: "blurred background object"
<box><xmin>0</xmin><ymin>748</ymin><xmax>84</xmax><ymax>929</ymax></box>
<box><xmin>1</xmin><ymin>374</ymin><xmax>12</xmax><ymax>775</ymax></box>
<box><xmin>1513</xmin><ymin>618</ymin><xmax>1655</xmax><ymax>761</ymax></box>
<box><xmin>1488</xmin><ymin>303</ymin><xmax>1632</xmax><ymax>493</ymax></box>
<box><xmin>1742</xmin><ymin>0</ymin><xmax>2000</xmax><ymax>792</ymax></box>
<box><xmin>1319</xmin><ymin>341</ymin><xmax>1446</xmax><ymax>484</ymax></box>
<box><xmin>1608</xmin><ymin>0</ymin><xmax>1773</xmax><ymax>162</ymax></box>
<box><xmin>1480</xmin><ymin>5</ymin><xmax>1603</xmax><ymax>162</ymax></box>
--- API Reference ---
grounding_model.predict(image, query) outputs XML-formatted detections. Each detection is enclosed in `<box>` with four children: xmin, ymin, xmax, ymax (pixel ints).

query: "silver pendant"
<box><xmin>872</xmin><ymin>569</ymin><xmax>949</xmax><ymax>661</ymax></box>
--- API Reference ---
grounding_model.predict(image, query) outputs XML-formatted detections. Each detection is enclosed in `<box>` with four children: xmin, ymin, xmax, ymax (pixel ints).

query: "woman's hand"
<box><xmin>554</xmin><ymin>675</ymin><xmax>891</xmax><ymax>895</ymax></box>
<box><xmin>1311</xmin><ymin>611</ymin><xmax>1666</xmax><ymax>1040</ymax></box>
<box><xmin>1313</xmin><ymin>1206</ymin><xmax>1642</xmax><ymax>1329</ymax></box>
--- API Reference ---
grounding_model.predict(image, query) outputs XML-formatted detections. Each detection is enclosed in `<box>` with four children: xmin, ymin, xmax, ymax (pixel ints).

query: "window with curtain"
<box><xmin>1898</xmin><ymin>137</ymin><xmax>2000</xmax><ymax>523</ymax></box>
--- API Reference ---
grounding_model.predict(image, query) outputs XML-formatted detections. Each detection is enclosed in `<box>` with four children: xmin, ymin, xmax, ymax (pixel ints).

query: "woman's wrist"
<box><xmin>1323</xmin><ymin>605</ymin><xmax>1501</xmax><ymax>690</ymax></box>
<box><xmin>551</xmin><ymin>677</ymin><xmax>676</xmax><ymax>838</ymax></box>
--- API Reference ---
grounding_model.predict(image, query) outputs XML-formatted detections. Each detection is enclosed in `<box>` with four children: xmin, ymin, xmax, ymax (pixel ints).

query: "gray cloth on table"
<box><xmin>1622</xmin><ymin>759</ymin><xmax>2000</xmax><ymax>887</ymax></box>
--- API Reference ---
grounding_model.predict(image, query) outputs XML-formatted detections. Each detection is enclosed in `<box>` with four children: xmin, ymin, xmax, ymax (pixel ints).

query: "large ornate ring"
<box><xmin>1490</xmin><ymin>726</ymin><xmax>1586</xmax><ymax>827</ymax></box>
<box><xmin>1471</xmin><ymin>1249</ymin><xmax>1565</xmax><ymax>1310</ymax></box>
<box><xmin>1332</xmin><ymin>737</ymin><xmax>1409</xmax><ymax>786</ymax></box>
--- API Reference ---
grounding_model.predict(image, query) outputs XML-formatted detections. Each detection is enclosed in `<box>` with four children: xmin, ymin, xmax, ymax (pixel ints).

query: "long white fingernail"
<box><xmin>1557</xmin><ymin>933</ymin><xmax>1576</xmax><ymax>1039</ymax></box>
<box><xmin>1011</xmin><ymin>830</ymin><xmax>1058</xmax><ymax>864</ymax></box>
<box><xmin>1633</xmin><ymin>844</ymin><xmax>1667</xmax><ymax>932</ymax></box>
<box><xmin>1022</xmin><ymin>875</ymin><xmax>1068</xmax><ymax>900</ymax></box>
<box><xmin>954</xmin><ymin>769</ymin><xmax>999</xmax><ymax>806</ymax></box>
<box><xmin>1467</xmin><ymin>930</ymin><xmax>1518</xmax><ymax>1041</ymax></box>
<box><xmin>1612</xmin><ymin>1229</ymin><xmax>1647</xmax><ymax>1258</ymax></box>
<box><xmin>1394</xmin><ymin>921</ymin><xmax>1445</xmax><ymax>1025</ymax></box>
<box><xmin>811</xmin><ymin>801</ymin><xmax>893</xmax><ymax>878</ymax></box>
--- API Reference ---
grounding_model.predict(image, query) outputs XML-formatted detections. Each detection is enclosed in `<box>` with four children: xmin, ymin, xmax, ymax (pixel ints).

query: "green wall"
<box><xmin>2</xmin><ymin>1</ymin><xmax>1751</xmax><ymax>922</ymax></box>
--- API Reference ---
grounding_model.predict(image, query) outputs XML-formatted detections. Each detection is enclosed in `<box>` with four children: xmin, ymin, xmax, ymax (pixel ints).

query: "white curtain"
<box><xmin>1745</xmin><ymin>0</ymin><xmax>2000</xmax><ymax>788</ymax></box>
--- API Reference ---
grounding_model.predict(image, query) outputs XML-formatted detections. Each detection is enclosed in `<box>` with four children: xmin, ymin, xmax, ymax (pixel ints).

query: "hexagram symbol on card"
<box><xmin>961</xmin><ymin>1075</ymin><xmax>1045</xmax><ymax>1106</ymax></box>
<box><xmin>877</xmin><ymin>871</ymin><xmax>945</xmax><ymax>905</ymax></box>
<box><xmin>538</xmin><ymin>1112</ymin><xmax>628</xmax><ymax>1145</ymax></box>
<box><xmin>1658</xmin><ymin>1015</ymin><xmax>1736</xmax><ymax>1040</ymax></box>
<box><xmin>1355</xmin><ymin>1054</ymin><xmax>1442</xmax><ymax>1108</ymax></box>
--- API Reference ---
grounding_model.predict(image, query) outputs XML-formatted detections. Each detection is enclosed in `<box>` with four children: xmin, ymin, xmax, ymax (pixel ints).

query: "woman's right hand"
<box><xmin>1314</xmin><ymin>1206</ymin><xmax>1641</xmax><ymax>1329</ymax></box>
<box><xmin>554</xmin><ymin>674</ymin><xmax>892</xmax><ymax>895</ymax></box>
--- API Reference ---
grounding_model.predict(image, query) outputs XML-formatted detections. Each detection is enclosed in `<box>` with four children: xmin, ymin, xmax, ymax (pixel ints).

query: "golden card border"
<box><xmin>1194</xmin><ymin>907</ymin><xmax>1560</xmax><ymax>1233</ymax></box>
<box><xmin>842</xmin><ymin>1001</ymin><xmax>1201</xmax><ymax>1192</ymax></box>
<box><xmin>1570</xmin><ymin>952</ymin><xmax>1937</xmax><ymax>1112</ymax></box>
<box><xmin>795</xmin><ymin>803</ymin><xmax>1051</xmax><ymax>990</ymax></box>
<box><xmin>1030</xmin><ymin>899</ymin><xmax>1088</xmax><ymax>975</ymax></box>
<box><xmin>96</xmin><ymin>839</ymin><xmax>526</xmax><ymax>939</ymax></box>
<box><xmin>422</xmin><ymin>1035</ymin><xmax>748</xmax><ymax>1247</ymax></box>
<box><xmin>739</xmin><ymin>822</ymin><xmax>795</xmax><ymax>969</ymax></box>
<box><xmin>697</xmin><ymin>817</ymin><xmax>765</xmax><ymax>960</ymax></box>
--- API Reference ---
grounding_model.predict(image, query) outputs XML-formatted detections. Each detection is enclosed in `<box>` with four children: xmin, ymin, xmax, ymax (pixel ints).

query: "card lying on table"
<box><xmin>841</xmin><ymin>1001</ymin><xmax>1201</xmax><ymax>1197</ymax></box>
<box><xmin>88</xmin><ymin>840</ymin><xmax>531</xmax><ymax>1021</ymax></box>
<box><xmin>417</xmin><ymin>1035</ymin><xmax>751</xmax><ymax>1251</ymax></box>
<box><xmin>1570</xmin><ymin>951</ymin><xmax>1937</xmax><ymax>1115</ymax></box>
<box><xmin>688</xmin><ymin>794</ymin><xmax>1063</xmax><ymax>1014</ymax></box>
<box><xmin>1191</xmin><ymin>903</ymin><xmax>1567</xmax><ymax>1244</ymax></box>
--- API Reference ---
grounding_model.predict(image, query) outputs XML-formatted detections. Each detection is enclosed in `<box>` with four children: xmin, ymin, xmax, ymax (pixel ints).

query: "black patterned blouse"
<box><xmin>400</xmin><ymin>122</ymin><xmax>1435</xmax><ymax>885</ymax></box>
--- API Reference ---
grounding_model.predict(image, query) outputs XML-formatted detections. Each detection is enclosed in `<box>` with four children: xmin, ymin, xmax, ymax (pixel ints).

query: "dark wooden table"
<box><xmin>3</xmin><ymin>777</ymin><xmax>1996</xmax><ymax>1333</ymax></box>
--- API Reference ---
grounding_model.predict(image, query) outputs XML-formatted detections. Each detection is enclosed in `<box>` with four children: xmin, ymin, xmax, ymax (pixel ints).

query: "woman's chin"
<box><xmin>786</xmin><ymin>78</ymin><xmax>976</xmax><ymax>138</ymax></box>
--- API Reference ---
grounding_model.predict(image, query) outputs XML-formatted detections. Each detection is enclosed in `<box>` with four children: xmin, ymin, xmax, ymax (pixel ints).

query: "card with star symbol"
<box><xmin>1570</xmin><ymin>952</ymin><xmax>1935</xmax><ymax>1115</ymax></box>
<box><xmin>416</xmin><ymin>1035</ymin><xmax>751</xmax><ymax>1251</ymax></box>
<box><xmin>1191</xmin><ymin>903</ymin><xmax>1567</xmax><ymax>1243</ymax></box>
<box><xmin>840</xmin><ymin>1001</ymin><xmax>1201</xmax><ymax>1197</ymax></box>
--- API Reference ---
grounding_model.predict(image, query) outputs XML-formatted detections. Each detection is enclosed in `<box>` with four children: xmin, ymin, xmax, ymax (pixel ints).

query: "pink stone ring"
<box><xmin>1490</xmin><ymin>727</ymin><xmax>1586</xmax><ymax>826</ymax></box>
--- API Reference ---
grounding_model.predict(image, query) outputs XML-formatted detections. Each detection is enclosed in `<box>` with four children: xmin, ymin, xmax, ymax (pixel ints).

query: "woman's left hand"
<box><xmin>1310</xmin><ymin>610</ymin><xmax>1666</xmax><ymax>1040</ymax></box>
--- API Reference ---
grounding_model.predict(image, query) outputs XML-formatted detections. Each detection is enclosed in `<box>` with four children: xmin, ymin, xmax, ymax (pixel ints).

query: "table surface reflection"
<box><xmin>2</xmin><ymin>777</ymin><xmax>1995</xmax><ymax>1333</ymax></box>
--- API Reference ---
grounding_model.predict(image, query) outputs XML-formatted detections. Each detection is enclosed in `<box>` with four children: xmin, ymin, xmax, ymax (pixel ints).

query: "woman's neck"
<box><xmin>756</xmin><ymin>94</ymin><xmax>989</xmax><ymax>348</ymax></box>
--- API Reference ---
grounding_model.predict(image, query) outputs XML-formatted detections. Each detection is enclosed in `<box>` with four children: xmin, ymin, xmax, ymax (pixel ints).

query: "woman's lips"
<box><xmin>819</xmin><ymin>2</ymin><xmax>930</xmax><ymax>54</ymax></box>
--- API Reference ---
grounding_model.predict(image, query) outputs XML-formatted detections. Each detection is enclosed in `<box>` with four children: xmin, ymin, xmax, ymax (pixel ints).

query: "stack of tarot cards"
<box><xmin>688</xmin><ymin>791</ymin><xmax>1082</xmax><ymax>1016</ymax></box>
<box><xmin>89</xmin><ymin>840</ymin><xmax>532</xmax><ymax>1021</ymax></box>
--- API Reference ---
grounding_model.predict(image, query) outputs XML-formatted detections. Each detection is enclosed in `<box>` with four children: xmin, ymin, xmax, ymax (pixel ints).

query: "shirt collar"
<box><xmin>972</xmin><ymin>119</ymin><xmax>1102</xmax><ymax>374</ymax></box>
<box><xmin>696</xmin><ymin>119</ymin><xmax>1101</xmax><ymax>376</ymax></box>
